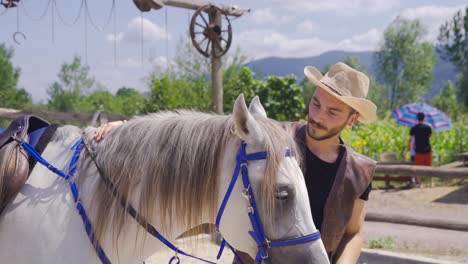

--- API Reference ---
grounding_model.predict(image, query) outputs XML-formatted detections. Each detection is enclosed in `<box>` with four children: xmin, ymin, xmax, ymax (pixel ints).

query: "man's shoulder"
<box><xmin>422</xmin><ymin>123</ymin><xmax>432</xmax><ymax>130</ymax></box>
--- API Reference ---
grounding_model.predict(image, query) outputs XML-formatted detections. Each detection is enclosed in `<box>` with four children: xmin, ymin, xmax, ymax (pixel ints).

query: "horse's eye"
<box><xmin>276</xmin><ymin>190</ymin><xmax>289</xmax><ymax>200</ymax></box>
<box><xmin>276</xmin><ymin>190</ymin><xmax>288</xmax><ymax>200</ymax></box>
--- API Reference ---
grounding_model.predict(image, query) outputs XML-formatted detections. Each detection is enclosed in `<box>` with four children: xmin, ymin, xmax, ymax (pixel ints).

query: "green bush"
<box><xmin>341</xmin><ymin>117</ymin><xmax>468</xmax><ymax>165</ymax></box>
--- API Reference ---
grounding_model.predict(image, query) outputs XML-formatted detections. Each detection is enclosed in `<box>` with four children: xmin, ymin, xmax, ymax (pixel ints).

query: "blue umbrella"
<box><xmin>392</xmin><ymin>102</ymin><xmax>452</xmax><ymax>131</ymax></box>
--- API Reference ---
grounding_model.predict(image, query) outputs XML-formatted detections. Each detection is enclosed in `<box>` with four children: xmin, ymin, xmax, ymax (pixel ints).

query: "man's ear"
<box><xmin>233</xmin><ymin>94</ymin><xmax>265</xmax><ymax>145</ymax></box>
<box><xmin>348</xmin><ymin>112</ymin><xmax>359</xmax><ymax>126</ymax></box>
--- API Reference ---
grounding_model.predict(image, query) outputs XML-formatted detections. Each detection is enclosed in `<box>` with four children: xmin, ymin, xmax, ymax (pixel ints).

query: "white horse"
<box><xmin>0</xmin><ymin>95</ymin><xmax>329</xmax><ymax>263</ymax></box>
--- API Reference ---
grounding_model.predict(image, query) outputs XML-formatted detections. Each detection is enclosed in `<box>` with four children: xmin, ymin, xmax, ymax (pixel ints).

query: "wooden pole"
<box><xmin>210</xmin><ymin>7</ymin><xmax>223</xmax><ymax>113</ymax></box>
<box><xmin>133</xmin><ymin>0</ymin><xmax>250</xmax><ymax>16</ymax></box>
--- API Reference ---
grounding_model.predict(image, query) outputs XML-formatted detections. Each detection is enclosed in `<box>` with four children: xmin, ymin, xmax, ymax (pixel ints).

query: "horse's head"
<box><xmin>218</xmin><ymin>95</ymin><xmax>329</xmax><ymax>263</ymax></box>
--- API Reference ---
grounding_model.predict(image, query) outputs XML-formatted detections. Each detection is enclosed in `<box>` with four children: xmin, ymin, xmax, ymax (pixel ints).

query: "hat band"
<box><xmin>320</xmin><ymin>81</ymin><xmax>344</xmax><ymax>96</ymax></box>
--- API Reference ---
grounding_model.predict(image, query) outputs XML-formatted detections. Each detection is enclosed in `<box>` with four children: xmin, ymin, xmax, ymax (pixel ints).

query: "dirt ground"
<box><xmin>366</xmin><ymin>184</ymin><xmax>468</xmax><ymax>223</ymax></box>
<box><xmin>364</xmin><ymin>184</ymin><xmax>468</xmax><ymax>263</ymax></box>
<box><xmin>147</xmin><ymin>184</ymin><xmax>468</xmax><ymax>263</ymax></box>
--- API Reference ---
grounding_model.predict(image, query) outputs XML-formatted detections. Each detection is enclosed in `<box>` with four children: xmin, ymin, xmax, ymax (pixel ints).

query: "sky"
<box><xmin>0</xmin><ymin>0</ymin><xmax>466</xmax><ymax>102</ymax></box>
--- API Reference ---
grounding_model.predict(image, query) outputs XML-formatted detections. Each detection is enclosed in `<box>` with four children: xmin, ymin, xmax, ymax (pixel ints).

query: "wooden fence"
<box><xmin>2</xmin><ymin>107</ymin><xmax>467</xmax><ymax>179</ymax></box>
<box><xmin>0</xmin><ymin>107</ymin><xmax>129</xmax><ymax>126</ymax></box>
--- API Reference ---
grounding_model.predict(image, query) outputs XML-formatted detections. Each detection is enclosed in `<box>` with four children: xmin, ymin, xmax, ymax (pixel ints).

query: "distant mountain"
<box><xmin>245</xmin><ymin>50</ymin><xmax>458</xmax><ymax>99</ymax></box>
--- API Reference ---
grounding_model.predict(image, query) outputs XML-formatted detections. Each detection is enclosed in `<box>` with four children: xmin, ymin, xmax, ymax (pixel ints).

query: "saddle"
<box><xmin>0</xmin><ymin>115</ymin><xmax>49</xmax><ymax>213</ymax></box>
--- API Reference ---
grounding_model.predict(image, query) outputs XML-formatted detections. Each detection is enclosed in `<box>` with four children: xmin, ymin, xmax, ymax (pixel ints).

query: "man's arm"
<box><xmin>334</xmin><ymin>199</ymin><xmax>366</xmax><ymax>264</ymax></box>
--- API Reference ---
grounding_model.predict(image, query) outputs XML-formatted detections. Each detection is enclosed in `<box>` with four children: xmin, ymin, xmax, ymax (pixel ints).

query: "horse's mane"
<box><xmin>79</xmin><ymin>110</ymin><xmax>299</xmax><ymax>242</ymax></box>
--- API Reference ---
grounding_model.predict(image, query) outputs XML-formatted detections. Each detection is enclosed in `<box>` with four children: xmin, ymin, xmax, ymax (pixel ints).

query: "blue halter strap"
<box><xmin>215</xmin><ymin>142</ymin><xmax>321</xmax><ymax>264</ymax></box>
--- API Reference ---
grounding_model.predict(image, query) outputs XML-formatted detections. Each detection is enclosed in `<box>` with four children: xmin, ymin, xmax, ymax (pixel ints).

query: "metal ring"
<box><xmin>169</xmin><ymin>255</ymin><xmax>180</xmax><ymax>264</ymax></box>
<box><xmin>13</xmin><ymin>31</ymin><xmax>26</xmax><ymax>45</ymax></box>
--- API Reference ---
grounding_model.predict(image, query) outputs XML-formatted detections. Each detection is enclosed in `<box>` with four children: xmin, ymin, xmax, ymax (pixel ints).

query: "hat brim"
<box><xmin>304</xmin><ymin>66</ymin><xmax>377</xmax><ymax>124</ymax></box>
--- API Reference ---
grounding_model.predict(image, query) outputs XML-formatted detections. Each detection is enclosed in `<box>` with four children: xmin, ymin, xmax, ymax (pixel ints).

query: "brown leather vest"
<box><xmin>294</xmin><ymin>123</ymin><xmax>376</xmax><ymax>261</ymax></box>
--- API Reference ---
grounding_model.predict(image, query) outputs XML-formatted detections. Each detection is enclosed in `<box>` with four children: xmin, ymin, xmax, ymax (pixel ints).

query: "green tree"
<box><xmin>224</xmin><ymin>66</ymin><xmax>305</xmax><ymax>120</ymax></box>
<box><xmin>256</xmin><ymin>74</ymin><xmax>305</xmax><ymax>121</ymax></box>
<box><xmin>146</xmin><ymin>75</ymin><xmax>210</xmax><ymax>112</ymax></box>
<box><xmin>0</xmin><ymin>44</ymin><xmax>31</xmax><ymax>109</ymax></box>
<box><xmin>437</xmin><ymin>6</ymin><xmax>468</xmax><ymax>107</ymax></box>
<box><xmin>223</xmin><ymin>66</ymin><xmax>258</xmax><ymax>113</ymax></box>
<box><xmin>375</xmin><ymin>17</ymin><xmax>437</xmax><ymax>110</ymax></box>
<box><xmin>47</xmin><ymin>56</ymin><xmax>95</xmax><ymax>112</ymax></box>
<box><xmin>86</xmin><ymin>90</ymin><xmax>122</xmax><ymax>113</ymax></box>
<box><xmin>299</xmin><ymin>77</ymin><xmax>316</xmax><ymax>115</ymax></box>
<box><xmin>116</xmin><ymin>87</ymin><xmax>146</xmax><ymax>115</ymax></box>
<box><xmin>433</xmin><ymin>80</ymin><xmax>459</xmax><ymax>120</ymax></box>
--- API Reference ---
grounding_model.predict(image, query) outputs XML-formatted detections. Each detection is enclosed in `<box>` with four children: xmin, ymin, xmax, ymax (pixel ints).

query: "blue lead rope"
<box><xmin>21</xmin><ymin>136</ymin><xmax>217</xmax><ymax>264</ymax></box>
<box><xmin>19</xmin><ymin>138</ymin><xmax>112</xmax><ymax>264</ymax></box>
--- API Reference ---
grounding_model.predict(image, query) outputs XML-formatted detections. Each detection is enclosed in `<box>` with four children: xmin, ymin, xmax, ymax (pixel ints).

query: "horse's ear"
<box><xmin>233</xmin><ymin>94</ymin><xmax>264</xmax><ymax>145</ymax></box>
<box><xmin>248</xmin><ymin>96</ymin><xmax>267</xmax><ymax>118</ymax></box>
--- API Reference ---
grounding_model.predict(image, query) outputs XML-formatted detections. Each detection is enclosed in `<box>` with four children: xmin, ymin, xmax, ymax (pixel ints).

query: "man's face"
<box><xmin>307</xmin><ymin>86</ymin><xmax>356</xmax><ymax>141</ymax></box>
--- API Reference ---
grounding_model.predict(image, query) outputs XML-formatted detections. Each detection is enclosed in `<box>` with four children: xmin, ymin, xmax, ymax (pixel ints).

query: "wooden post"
<box><xmin>210</xmin><ymin>7</ymin><xmax>223</xmax><ymax>113</ymax></box>
<box><xmin>132</xmin><ymin>0</ymin><xmax>249</xmax><ymax>113</ymax></box>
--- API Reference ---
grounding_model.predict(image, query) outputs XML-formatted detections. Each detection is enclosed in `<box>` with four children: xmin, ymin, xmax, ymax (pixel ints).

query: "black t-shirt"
<box><xmin>410</xmin><ymin>123</ymin><xmax>432</xmax><ymax>153</ymax></box>
<box><xmin>303</xmin><ymin>144</ymin><xmax>371</xmax><ymax>231</ymax></box>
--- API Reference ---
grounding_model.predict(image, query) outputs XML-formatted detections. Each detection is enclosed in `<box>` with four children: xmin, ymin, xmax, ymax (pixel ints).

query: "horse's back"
<box><xmin>0</xmin><ymin>131</ymin><xmax>99</xmax><ymax>264</ymax></box>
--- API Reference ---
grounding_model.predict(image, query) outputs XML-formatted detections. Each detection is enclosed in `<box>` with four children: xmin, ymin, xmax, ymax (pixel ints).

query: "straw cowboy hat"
<box><xmin>304</xmin><ymin>62</ymin><xmax>377</xmax><ymax>124</ymax></box>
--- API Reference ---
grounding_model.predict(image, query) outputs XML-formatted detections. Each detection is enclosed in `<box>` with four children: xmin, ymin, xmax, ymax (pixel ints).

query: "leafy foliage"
<box><xmin>47</xmin><ymin>56</ymin><xmax>95</xmax><ymax>112</ymax></box>
<box><xmin>0</xmin><ymin>43</ymin><xmax>31</xmax><ymax>109</ymax></box>
<box><xmin>223</xmin><ymin>66</ymin><xmax>305</xmax><ymax>120</ymax></box>
<box><xmin>146</xmin><ymin>74</ymin><xmax>210</xmax><ymax>112</ymax></box>
<box><xmin>438</xmin><ymin>6</ymin><xmax>468</xmax><ymax>107</ymax></box>
<box><xmin>116</xmin><ymin>87</ymin><xmax>147</xmax><ymax>115</ymax></box>
<box><xmin>375</xmin><ymin>17</ymin><xmax>437</xmax><ymax>110</ymax></box>
<box><xmin>342</xmin><ymin>118</ymin><xmax>468</xmax><ymax>166</ymax></box>
<box><xmin>433</xmin><ymin>81</ymin><xmax>459</xmax><ymax>121</ymax></box>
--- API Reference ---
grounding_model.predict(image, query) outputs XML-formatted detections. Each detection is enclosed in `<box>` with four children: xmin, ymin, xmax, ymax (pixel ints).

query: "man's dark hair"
<box><xmin>417</xmin><ymin>112</ymin><xmax>425</xmax><ymax>121</ymax></box>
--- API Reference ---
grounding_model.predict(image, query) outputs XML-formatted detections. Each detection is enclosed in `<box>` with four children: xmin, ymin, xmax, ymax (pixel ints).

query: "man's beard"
<box><xmin>306</xmin><ymin>118</ymin><xmax>348</xmax><ymax>141</ymax></box>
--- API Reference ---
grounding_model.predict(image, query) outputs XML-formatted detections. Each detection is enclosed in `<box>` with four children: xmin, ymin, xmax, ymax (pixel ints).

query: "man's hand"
<box><xmin>93</xmin><ymin>120</ymin><xmax>126</xmax><ymax>141</ymax></box>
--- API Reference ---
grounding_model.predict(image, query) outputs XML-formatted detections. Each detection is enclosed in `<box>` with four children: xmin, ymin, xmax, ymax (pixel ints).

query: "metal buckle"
<box><xmin>265</xmin><ymin>238</ymin><xmax>271</xmax><ymax>249</ymax></box>
<box><xmin>11</xmin><ymin>133</ymin><xmax>23</xmax><ymax>143</ymax></box>
<box><xmin>241</xmin><ymin>185</ymin><xmax>251</xmax><ymax>201</ymax></box>
<box><xmin>247</xmin><ymin>206</ymin><xmax>254</xmax><ymax>214</ymax></box>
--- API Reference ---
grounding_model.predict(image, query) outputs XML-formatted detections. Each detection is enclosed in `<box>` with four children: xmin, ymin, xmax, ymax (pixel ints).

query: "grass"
<box><xmin>367</xmin><ymin>236</ymin><xmax>395</xmax><ymax>249</ymax></box>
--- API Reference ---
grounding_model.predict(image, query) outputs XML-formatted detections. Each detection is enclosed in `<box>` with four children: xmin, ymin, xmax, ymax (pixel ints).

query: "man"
<box><xmin>233</xmin><ymin>62</ymin><xmax>377</xmax><ymax>264</ymax></box>
<box><xmin>408</xmin><ymin>112</ymin><xmax>432</xmax><ymax>187</ymax></box>
<box><xmin>94</xmin><ymin>62</ymin><xmax>378</xmax><ymax>264</ymax></box>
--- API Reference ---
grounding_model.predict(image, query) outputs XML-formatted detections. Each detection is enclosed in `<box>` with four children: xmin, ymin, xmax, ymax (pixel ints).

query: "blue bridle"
<box><xmin>17</xmin><ymin>135</ymin><xmax>321</xmax><ymax>264</ymax></box>
<box><xmin>215</xmin><ymin>142</ymin><xmax>321</xmax><ymax>264</ymax></box>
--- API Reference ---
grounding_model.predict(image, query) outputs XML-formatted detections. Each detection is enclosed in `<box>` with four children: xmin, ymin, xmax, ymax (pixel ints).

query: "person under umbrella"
<box><xmin>408</xmin><ymin>112</ymin><xmax>432</xmax><ymax>187</ymax></box>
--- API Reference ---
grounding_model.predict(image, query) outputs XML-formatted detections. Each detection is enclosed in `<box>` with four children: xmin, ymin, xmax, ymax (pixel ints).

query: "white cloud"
<box><xmin>296</xmin><ymin>20</ymin><xmax>318</xmax><ymax>33</ymax></box>
<box><xmin>274</xmin><ymin>0</ymin><xmax>400</xmax><ymax>16</ymax></box>
<box><xmin>106</xmin><ymin>17</ymin><xmax>168</xmax><ymax>45</ymax></box>
<box><xmin>248</xmin><ymin>7</ymin><xmax>291</xmax><ymax>25</ymax></box>
<box><xmin>235</xmin><ymin>28</ymin><xmax>382</xmax><ymax>59</ymax></box>
<box><xmin>251</xmin><ymin>8</ymin><xmax>275</xmax><ymax>23</ymax></box>
<box><xmin>338</xmin><ymin>28</ymin><xmax>382</xmax><ymax>50</ymax></box>
<box><xmin>398</xmin><ymin>5</ymin><xmax>465</xmax><ymax>42</ymax></box>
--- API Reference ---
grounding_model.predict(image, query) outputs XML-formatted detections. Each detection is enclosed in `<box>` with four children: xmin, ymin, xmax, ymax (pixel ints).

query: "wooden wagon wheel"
<box><xmin>190</xmin><ymin>5</ymin><xmax>232</xmax><ymax>58</ymax></box>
